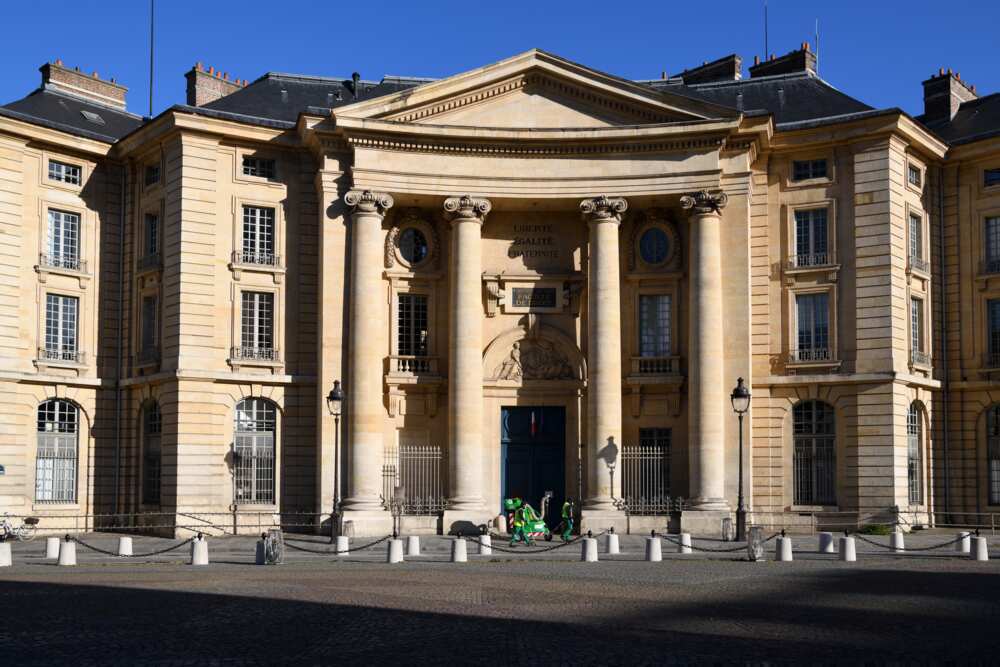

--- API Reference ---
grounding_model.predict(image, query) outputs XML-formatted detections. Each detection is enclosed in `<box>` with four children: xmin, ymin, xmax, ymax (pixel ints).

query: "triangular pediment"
<box><xmin>334</xmin><ymin>49</ymin><xmax>736</xmax><ymax>130</ymax></box>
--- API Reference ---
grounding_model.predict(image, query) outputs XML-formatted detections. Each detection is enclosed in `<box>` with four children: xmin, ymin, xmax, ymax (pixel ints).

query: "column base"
<box><xmin>339</xmin><ymin>509</ymin><xmax>393</xmax><ymax>538</ymax></box>
<box><xmin>442</xmin><ymin>509</ymin><xmax>497</xmax><ymax>536</ymax></box>
<box><xmin>679</xmin><ymin>509</ymin><xmax>732</xmax><ymax>537</ymax></box>
<box><xmin>580</xmin><ymin>509</ymin><xmax>628</xmax><ymax>535</ymax></box>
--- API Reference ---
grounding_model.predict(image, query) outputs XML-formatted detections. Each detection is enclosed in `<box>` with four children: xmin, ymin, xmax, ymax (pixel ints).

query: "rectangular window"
<box><xmin>44</xmin><ymin>294</ymin><xmax>78</xmax><ymax>361</ymax></box>
<box><xmin>638</xmin><ymin>294</ymin><xmax>672</xmax><ymax>357</ymax></box>
<box><xmin>143</xmin><ymin>213</ymin><xmax>159</xmax><ymax>259</ymax></box>
<box><xmin>985</xmin><ymin>168</ymin><xmax>1000</xmax><ymax>188</ymax></box>
<box><xmin>142</xmin><ymin>409</ymin><xmax>162</xmax><ymax>505</ymax></box>
<box><xmin>46</xmin><ymin>209</ymin><xmax>80</xmax><ymax>270</ymax></box>
<box><xmin>397</xmin><ymin>293</ymin><xmax>428</xmax><ymax>357</ymax></box>
<box><xmin>907</xmin><ymin>409</ymin><xmax>923</xmax><ymax>505</ymax></box>
<box><xmin>986</xmin><ymin>217</ymin><xmax>1000</xmax><ymax>273</ymax></box>
<box><xmin>909</xmin><ymin>213</ymin><xmax>923</xmax><ymax>262</ymax></box>
<box><xmin>795</xmin><ymin>293</ymin><xmax>830</xmax><ymax>361</ymax></box>
<box><xmin>241</xmin><ymin>205</ymin><xmax>276</xmax><ymax>265</ymax></box>
<box><xmin>988</xmin><ymin>300</ymin><xmax>1000</xmax><ymax>368</ymax></box>
<box><xmin>240</xmin><ymin>291</ymin><xmax>274</xmax><ymax>359</ymax></box>
<box><xmin>242</xmin><ymin>156</ymin><xmax>276</xmax><ymax>179</ymax></box>
<box><xmin>35</xmin><ymin>432</ymin><xmax>77</xmax><ymax>502</ymax></box>
<box><xmin>911</xmin><ymin>297</ymin><xmax>924</xmax><ymax>353</ymax></box>
<box><xmin>793</xmin><ymin>208</ymin><xmax>829</xmax><ymax>266</ymax></box>
<box><xmin>144</xmin><ymin>164</ymin><xmax>160</xmax><ymax>186</ymax></box>
<box><xmin>907</xmin><ymin>164</ymin><xmax>922</xmax><ymax>188</ymax></box>
<box><xmin>792</xmin><ymin>159</ymin><xmax>827</xmax><ymax>181</ymax></box>
<box><xmin>140</xmin><ymin>295</ymin><xmax>157</xmax><ymax>357</ymax></box>
<box><xmin>48</xmin><ymin>160</ymin><xmax>81</xmax><ymax>185</ymax></box>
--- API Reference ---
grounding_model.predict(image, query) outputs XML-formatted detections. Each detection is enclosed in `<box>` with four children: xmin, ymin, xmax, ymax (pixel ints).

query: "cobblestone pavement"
<box><xmin>1</xmin><ymin>531</ymin><xmax>998</xmax><ymax>665</ymax></box>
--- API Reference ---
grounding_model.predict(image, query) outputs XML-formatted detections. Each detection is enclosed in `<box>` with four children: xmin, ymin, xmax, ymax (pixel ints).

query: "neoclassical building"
<box><xmin>2</xmin><ymin>46</ymin><xmax>1000</xmax><ymax>536</ymax></box>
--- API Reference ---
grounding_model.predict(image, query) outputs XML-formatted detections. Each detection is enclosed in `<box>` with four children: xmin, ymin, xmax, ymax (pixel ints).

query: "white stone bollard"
<box><xmin>955</xmin><ymin>531</ymin><xmax>971</xmax><ymax>554</ymax></box>
<box><xmin>335</xmin><ymin>535</ymin><xmax>350</xmax><ymax>556</ymax></box>
<box><xmin>644</xmin><ymin>537</ymin><xmax>662</xmax><ymax>562</ymax></box>
<box><xmin>451</xmin><ymin>538</ymin><xmax>468</xmax><ymax>563</ymax></box>
<box><xmin>817</xmin><ymin>532</ymin><xmax>836</xmax><ymax>554</ymax></box>
<box><xmin>405</xmin><ymin>535</ymin><xmax>420</xmax><ymax>556</ymax></box>
<box><xmin>890</xmin><ymin>530</ymin><xmax>905</xmax><ymax>553</ymax></box>
<box><xmin>677</xmin><ymin>533</ymin><xmax>692</xmax><ymax>555</ymax></box>
<box><xmin>479</xmin><ymin>534</ymin><xmax>492</xmax><ymax>556</ymax></box>
<box><xmin>387</xmin><ymin>538</ymin><xmax>405</xmax><ymax>563</ymax></box>
<box><xmin>117</xmin><ymin>536</ymin><xmax>133</xmax><ymax>557</ymax></box>
<box><xmin>58</xmin><ymin>538</ymin><xmax>77</xmax><ymax>566</ymax></box>
<box><xmin>839</xmin><ymin>536</ymin><xmax>856</xmax><ymax>562</ymax></box>
<box><xmin>0</xmin><ymin>542</ymin><xmax>11</xmax><ymax>567</ymax></box>
<box><xmin>605</xmin><ymin>532</ymin><xmax>620</xmax><ymax>555</ymax></box>
<box><xmin>190</xmin><ymin>536</ymin><xmax>209</xmax><ymax>566</ymax></box>
<box><xmin>972</xmin><ymin>536</ymin><xmax>989</xmax><ymax>561</ymax></box>
<box><xmin>46</xmin><ymin>536</ymin><xmax>60</xmax><ymax>559</ymax></box>
<box><xmin>777</xmin><ymin>536</ymin><xmax>793</xmax><ymax>561</ymax></box>
<box><xmin>255</xmin><ymin>539</ymin><xmax>266</xmax><ymax>565</ymax></box>
<box><xmin>581</xmin><ymin>537</ymin><xmax>599</xmax><ymax>562</ymax></box>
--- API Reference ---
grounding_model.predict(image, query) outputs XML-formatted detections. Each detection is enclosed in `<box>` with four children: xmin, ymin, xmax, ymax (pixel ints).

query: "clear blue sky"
<box><xmin>1</xmin><ymin>0</ymin><xmax>995</xmax><ymax>118</ymax></box>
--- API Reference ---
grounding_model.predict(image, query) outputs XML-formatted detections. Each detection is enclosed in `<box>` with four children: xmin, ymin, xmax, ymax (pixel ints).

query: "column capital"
<box><xmin>443</xmin><ymin>195</ymin><xmax>492</xmax><ymax>224</ymax></box>
<box><xmin>345</xmin><ymin>189</ymin><xmax>394</xmax><ymax>216</ymax></box>
<box><xmin>580</xmin><ymin>195</ymin><xmax>628</xmax><ymax>224</ymax></box>
<box><xmin>680</xmin><ymin>190</ymin><xmax>728</xmax><ymax>215</ymax></box>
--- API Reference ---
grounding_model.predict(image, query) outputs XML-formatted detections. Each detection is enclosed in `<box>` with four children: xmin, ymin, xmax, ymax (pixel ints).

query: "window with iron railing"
<box><xmin>140</xmin><ymin>295</ymin><xmax>158</xmax><ymax>362</ymax></box>
<box><xmin>43</xmin><ymin>293</ymin><xmax>79</xmax><ymax>363</ymax></box>
<box><xmin>639</xmin><ymin>294</ymin><xmax>671</xmax><ymax>358</ymax></box>
<box><xmin>48</xmin><ymin>160</ymin><xmax>81</xmax><ymax>185</ymax></box>
<box><xmin>792</xmin><ymin>208</ymin><xmax>830</xmax><ymax>268</ymax></box>
<box><xmin>793</xmin><ymin>293</ymin><xmax>830</xmax><ymax>362</ymax></box>
<box><xmin>907</xmin><ymin>404</ymin><xmax>923</xmax><ymax>505</ymax></box>
<box><xmin>793</xmin><ymin>400</ymin><xmax>836</xmax><ymax>505</ymax></box>
<box><xmin>911</xmin><ymin>297</ymin><xmax>925</xmax><ymax>359</ymax></box>
<box><xmin>987</xmin><ymin>300</ymin><xmax>1000</xmax><ymax>370</ymax></box>
<box><xmin>44</xmin><ymin>209</ymin><xmax>81</xmax><ymax>271</ymax></box>
<box><xmin>240</xmin><ymin>205</ymin><xmax>277</xmax><ymax>266</ymax></box>
<box><xmin>233</xmin><ymin>398</ymin><xmax>276</xmax><ymax>505</ymax></box>
<box><xmin>36</xmin><ymin>399</ymin><xmax>78</xmax><ymax>503</ymax></box>
<box><xmin>397</xmin><ymin>293</ymin><xmax>428</xmax><ymax>358</ymax></box>
<box><xmin>238</xmin><ymin>291</ymin><xmax>275</xmax><ymax>361</ymax></box>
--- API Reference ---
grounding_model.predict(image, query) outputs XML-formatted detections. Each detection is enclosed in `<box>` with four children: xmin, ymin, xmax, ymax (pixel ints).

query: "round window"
<box><xmin>639</xmin><ymin>227</ymin><xmax>669</xmax><ymax>265</ymax></box>
<box><xmin>398</xmin><ymin>227</ymin><xmax>429</xmax><ymax>265</ymax></box>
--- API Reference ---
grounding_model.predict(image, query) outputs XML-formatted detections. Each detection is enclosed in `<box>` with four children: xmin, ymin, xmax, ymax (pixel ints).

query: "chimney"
<box><xmin>678</xmin><ymin>54</ymin><xmax>743</xmax><ymax>84</ymax></box>
<box><xmin>40</xmin><ymin>61</ymin><xmax>127</xmax><ymax>109</ymax></box>
<box><xmin>748</xmin><ymin>43</ymin><xmax>817</xmax><ymax>78</ymax></box>
<box><xmin>185</xmin><ymin>62</ymin><xmax>244</xmax><ymax>106</ymax></box>
<box><xmin>922</xmin><ymin>68</ymin><xmax>977</xmax><ymax>125</ymax></box>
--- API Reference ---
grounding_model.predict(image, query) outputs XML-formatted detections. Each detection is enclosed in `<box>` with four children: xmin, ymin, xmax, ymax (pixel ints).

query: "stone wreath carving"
<box><xmin>494</xmin><ymin>339</ymin><xmax>575</xmax><ymax>381</ymax></box>
<box><xmin>384</xmin><ymin>209</ymin><xmax>440</xmax><ymax>269</ymax></box>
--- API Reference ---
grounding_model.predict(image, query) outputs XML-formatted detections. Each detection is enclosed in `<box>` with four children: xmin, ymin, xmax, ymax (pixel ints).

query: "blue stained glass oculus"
<box><xmin>639</xmin><ymin>227</ymin><xmax>669</xmax><ymax>265</ymax></box>
<box><xmin>399</xmin><ymin>227</ymin><xmax>429</xmax><ymax>265</ymax></box>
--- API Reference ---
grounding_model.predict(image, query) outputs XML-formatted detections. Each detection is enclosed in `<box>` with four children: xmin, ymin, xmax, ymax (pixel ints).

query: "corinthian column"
<box><xmin>341</xmin><ymin>190</ymin><xmax>393</xmax><ymax>528</ymax></box>
<box><xmin>442</xmin><ymin>195</ymin><xmax>491</xmax><ymax>531</ymax></box>
<box><xmin>580</xmin><ymin>195</ymin><xmax>627</xmax><ymax>531</ymax></box>
<box><xmin>681</xmin><ymin>190</ymin><xmax>729</xmax><ymax>512</ymax></box>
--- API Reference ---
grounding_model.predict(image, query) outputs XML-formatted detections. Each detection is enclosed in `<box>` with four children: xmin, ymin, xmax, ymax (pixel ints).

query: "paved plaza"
<box><xmin>1</xmin><ymin>531</ymin><xmax>998</xmax><ymax>665</ymax></box>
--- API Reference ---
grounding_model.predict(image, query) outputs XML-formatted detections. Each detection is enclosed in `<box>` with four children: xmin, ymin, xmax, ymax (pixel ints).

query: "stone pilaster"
<box><xmin>580</xmin><ymin>195</ymin><xmax>627</xmax><ymax>533</ymax></box>
<box><xmin>441</xmin><ymin>195</ymin><xmax>492</xmax><ymax>534</ymax></box>
<box><xmin>340</xmin><ymin>190</ymin><xmax>393</xmax><ymax>535</ymax></box>
<box><xmin>681</xmin><ymin>190</ymin><xmax>730</xmax><ymax>518</ymax></box>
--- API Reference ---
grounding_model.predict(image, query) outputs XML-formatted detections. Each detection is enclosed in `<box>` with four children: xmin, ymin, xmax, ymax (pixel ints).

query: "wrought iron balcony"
<box><xmin>390</xmin><ymin>355</ymin><xmax>439</xmax><ymax>375</ymax></box>
<box><xmin>230</xmin><ymin>346</ymin><xmax>280</xmax><ymax>362</ymax></box>
<box><xmin>787</xmin><ymin>252</ymin><xmax>833</xmax><ymax>270</ymax></box>
<box><xmin>908</xmin><ymin>255</ymin><xmax>930</xmax><ymax>274</ymax></box>
<box><xmin>910</xmin><ymin>350</ymin><xmax>932</xmax><ymax>367</ymax></box>
<box><xmin>630</xmin><ymin>356</ymin><xmax>683</xmax><ymax>376</ymax></box>
<box><xmin>37</xmin><ymin>347</ymin><xmax>84</xmax><ymax>365</ymax></box>
<box><xmin>232</xmin><ymin>250</ymin><xmax>281</xmax><ymax>268</ymax></box>
<box><xmin>788</xmin><ymin>348</ymin><xmax>833</xmax><ymax>364</ymax></box>
<box><xmin>137</xmin><ymin>253</ymin><xmax>162</xmax><ymax>272</ymax></box>
<box><xmin>39</xmin><ymin>253</ymin><xmax>85</xmax><ymax>273</ymax></box>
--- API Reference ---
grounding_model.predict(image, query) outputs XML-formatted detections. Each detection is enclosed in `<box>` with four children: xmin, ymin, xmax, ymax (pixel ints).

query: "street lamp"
<box><xmin>730</xmin><ymin>377</ymin><xmax>751</xmax><ymax>542</ymax></box>
<box><xmin>326</xmin><ymin>380</ymin><xmax>344</xmax><ymax>542</ymax></box>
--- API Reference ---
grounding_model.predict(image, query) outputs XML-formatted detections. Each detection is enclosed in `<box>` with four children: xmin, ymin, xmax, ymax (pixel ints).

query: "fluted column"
<box><xmin>682</xmin><ymin>190</ymin><xmax>729</xmax><ymax>511</ymax></box>
<box><xmin>341</xmin><ymin>190</ymin><xmax>393</xmax><ymax>514</ymax></box>
<box><xmin>580</xmin><ymin>195</ymin><xmax>627</xmax><ymax>515</ymax></box>
<box><xmin>443</xmin><ymin>195</ymin><xmax>491</xmax><ymax>515</ymax></box>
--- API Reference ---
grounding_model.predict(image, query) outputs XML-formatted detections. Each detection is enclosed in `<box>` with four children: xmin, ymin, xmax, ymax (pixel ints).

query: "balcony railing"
<box><xmin>37</xmin><ymin>347</ymin><xmax>84</xmax><ymax>364</ymax></box>
<box><xmin>390</xmin><ymin>355</ymin><xmax>439</xmax><ymax>375</ymax></box>
<box><xmin>789</xmin><ymin>348</ymin><xmax>833</xmax><ymax>364</ymax></box>
<box><xmin>630</xmin><ymin>356</ymin><xmax>683</xmax><ymax>376</ymax></box>
<box><xmin>137</xmin><ymin>253</ymin><xmax>162</xmax><ymax>272</ymax></box>
<box><xmin>981</xmin><ymin>259</ymin><xmax>1000</xmax><ymax>276</ymax></box>
<box><xmin>39</xmin><ymin>253</ymin><xmax>85</xmax><ymax>273</ymax></box>
<box><xmin>787</xmin><ymin>252</ymin><xmax>832</xmax><ymax>270</ymax></box>
<box><xmin>908</xmin><ymin>255</ymin><xmax>930</xmax><ymax>274</ymax></box>
<box><xmin>232</xmin><ymin>250</ymin><xmax>281</xmax><ymax>268</ymax></box>
<box><xmin>910</xmin><ymin>350</ymin><xmax>932</xmax><ymax>367</ymax></box>
<box><xmin>984</xmin><ymin>352</ymin><xmax>1000</xmax><ymax>370</ymax></box>
<box><xmin>230</xmin><ymin>346</ymin><xmax>280</xmax><ymax>362</ymax></box>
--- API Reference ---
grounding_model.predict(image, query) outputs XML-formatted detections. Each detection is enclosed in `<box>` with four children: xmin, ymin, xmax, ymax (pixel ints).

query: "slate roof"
<box><xmin>0</xmin><ymin>87</ymin><xmax>144</xmax><ymax>143</ymax></box>
<box><xmin>918</xmin><ymin>93</ymin><xmax>1000</xmax><ymax>145</ymax></box>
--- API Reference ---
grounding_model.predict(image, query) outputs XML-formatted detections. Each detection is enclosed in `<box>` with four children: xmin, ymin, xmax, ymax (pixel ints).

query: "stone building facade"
<box><xmin>2</xmin><ymin>47</ymin><xmax>999</xmax><ymax>536</ymax></box>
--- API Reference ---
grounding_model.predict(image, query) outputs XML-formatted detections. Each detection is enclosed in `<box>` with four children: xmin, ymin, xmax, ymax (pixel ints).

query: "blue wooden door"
<box><xmin>501</xmin><ymin>406</ymin><xmax>566</xmax><ymax>528</ymax></box>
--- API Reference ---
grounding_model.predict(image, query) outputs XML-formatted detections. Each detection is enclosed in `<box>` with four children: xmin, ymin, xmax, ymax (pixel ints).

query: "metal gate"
<box><xmin>382</xmin><ymin>445</ymin><xmax>447</xmax><ymax>515</ymax></box>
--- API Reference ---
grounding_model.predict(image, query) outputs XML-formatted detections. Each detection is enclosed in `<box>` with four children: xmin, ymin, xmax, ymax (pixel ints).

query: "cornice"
<box><xmin>0</xmin><ymin>115</ymin><xmax>112</xmax><ymax>157</ymax></box>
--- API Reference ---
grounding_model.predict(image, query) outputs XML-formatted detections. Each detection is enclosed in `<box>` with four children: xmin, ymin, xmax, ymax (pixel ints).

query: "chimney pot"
<box><xmin>956</xmin><ymin>72</ymin><xmax>961</xmax><ymax>81</ymax></box>
<box><xmin>92</xmin><ymin>71</ymin><xmax>98</xmax><ymax>78</ymax></box>
<box><xmin>660</xmin><ymin>70</ymin><xmax>666</xmax><ymax>79</ymax></box>
<box><xmin>55</xmin><ymin>58</ymin><xmax>63</xmax><ymax>66</ymax></box>
<box><xmin>753</xmin><ymin>55</ymin><xmax>760</xmax><ymax>65</ymax></box>
<box><xmin>223</xmin><ymin>72</ymin><xmax>229</xmax><ymax>80</ymax></box>
<box><xmin>196</xmin><ymin>61</ymin><xmax>203</xmax><ymax>71</ymax></box>
<box><xmin>802</xmin><ymin>41</ymin><xmax>809</xmax><ymax>51</ymax></box>
<box><xmin>769</xmin><ymin>54</ymin><xmax>775</xmax><ymax>61</ymax></box>
<box><xmin>972</xmin><ymin>85</ymin><xmax>977</xmax><ymax>93</ymax></box>
<box><xmin>939</xmin><ymin>67</ymin><xmax>945</xmax><ymax>76</ymax></box>
<box><xmin>947</xmin><ymin>68</ymin><xmax>953</xmax><ymax>75</ymax></box>
<box><xmin>208</xmin><ymin>66</ymin><xmax>215</xmax><ymax>75</ymax></box>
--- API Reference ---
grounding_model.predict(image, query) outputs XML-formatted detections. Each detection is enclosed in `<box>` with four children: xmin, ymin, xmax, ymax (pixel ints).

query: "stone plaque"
<box><xmin>511</xmin><ymin>287</ymin><xmax>557</xmax><ymax>309</ymax></box>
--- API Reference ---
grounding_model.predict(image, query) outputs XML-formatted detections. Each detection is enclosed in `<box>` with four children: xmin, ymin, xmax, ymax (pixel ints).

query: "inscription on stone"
<box><xmin>509</xmin><ymin>224</ymin><xmax>558</xmax><ymax>259</ymax></box>
<box><xmin>511</xmin><ymin>287</ymin><xmax>557</xmax><ymax>308</ymax></box>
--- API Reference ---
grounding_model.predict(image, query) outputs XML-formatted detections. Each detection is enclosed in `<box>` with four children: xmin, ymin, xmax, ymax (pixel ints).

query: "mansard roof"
<box><xmin>0</xmin><ymin>87</ymin><xmax>143</xmax><ymax>143</ymax></box>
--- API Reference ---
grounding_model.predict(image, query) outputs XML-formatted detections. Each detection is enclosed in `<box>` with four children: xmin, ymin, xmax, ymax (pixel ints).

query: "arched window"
<box><xmin>141</xmin><ymin>402</ymin><xmax>162</xmax><ymax>505</ymax></box>
<box><xmin>36</xmin><ymin>399</ymin><xmax>78</xmax><ymax>502</ymax></box>
<box><xmin>233</xmin><ymin>398</ymin><xmax>276</xmax><ymax>505</ymax></box>
<box><xmin>907</xmin><ymin>403</ymin><xmax>924</xmax><ymax>505</ymax></box>
<box><xmin>987</xmin><ymin>405</ymin><xmax>1000</xmax><ymax>505</ymax></box>
<box><xmin>793</xmin><ymin>400</ymin><xmax>836</xmax><ymax>505</ymax></box>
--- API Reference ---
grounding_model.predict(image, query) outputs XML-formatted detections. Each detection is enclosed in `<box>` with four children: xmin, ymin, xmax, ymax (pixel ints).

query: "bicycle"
<box><xmin>0</xmin><ymin>513</ymin><xmax>39</xmax><ymax>542</ymax></box>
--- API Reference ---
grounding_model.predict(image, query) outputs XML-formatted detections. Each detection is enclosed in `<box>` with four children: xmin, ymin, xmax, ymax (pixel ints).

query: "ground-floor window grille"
<box><xmin>793</xmin><ymin>400</ymin><xmax>836</xmax><ymax>505</ymax></box>
<box><xmin>36</xmin><ymin>399</ymin><xmax>78</xmax><ymax>502</ymax></box>
<box><xmin>621</xmin><ymin>429</ymin><xmax>672</xmax><ymax>514</ymax></box>
<box><xmin>988</xmin><ymin>406</ymin><xmax>1000</xmax><ymax>505</ymax></box>
<box><xmin>907</xmin><ymin>404</ymin><xmax>923</xmax><ymax>505</ymax></box>
<box><xmin>142</xmin><ymin>402</ymin><xmax>162</xmax><ymax>505</ymax></box>
<box><xmin>233</xmin><ymin>398</ymin><xmax>276</xmax><ymax>505</ymax></box>
<box><xmin>382</xmin><ymin>444</ymin><xmax>446</xmax><ymax>515</ymax></box>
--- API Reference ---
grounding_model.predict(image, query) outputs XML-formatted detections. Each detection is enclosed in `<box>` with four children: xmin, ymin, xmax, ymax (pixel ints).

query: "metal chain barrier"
<box><xmin>70</xmin><ymin>535</ymin><xmax>195</xmax><ymax>558</ymax></box>
<box><xmin>660</xmin><ymin>532</ymin><xmax>781</xmax><ymax>553</ymax></box>
<box><xmin>282</xmin><ymin>534</ymin><xmax>393</xmax><ymax>555</ymax></box>
<box><xmin>850</xmin><ymin>532</ymin><xmax>969</xmax><ymax>552</ymax></box>
<box><xmin>469</xmin><ymin>531</ymin><xmax>606</xmax><ymax>555</ymax></box>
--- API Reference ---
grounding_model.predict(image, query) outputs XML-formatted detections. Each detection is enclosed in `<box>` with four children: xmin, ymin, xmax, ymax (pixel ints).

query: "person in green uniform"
<box><xmin>509</xmin><ymin>499</ymin><xmax>534</xmax><ymax>547</ymax></box>
<box><xmin>560</xmin><ymin>497</ymin><xmax>575</xmax><ymax>541</ymax></box>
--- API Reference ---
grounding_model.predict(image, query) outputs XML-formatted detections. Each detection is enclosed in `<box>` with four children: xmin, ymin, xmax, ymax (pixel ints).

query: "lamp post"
<box><xmin>326</xmin><ymin>380</ymin><xmax>344</xmax><ymax>542</ymax></box>
<box><xmin>730</xmin><ymin>377</ymin><xmax>751</xmax><ymax>542</ymax></box>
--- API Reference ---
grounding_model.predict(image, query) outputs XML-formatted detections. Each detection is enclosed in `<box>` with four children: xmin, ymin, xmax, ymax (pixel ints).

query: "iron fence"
<box><xmin>382</xmin><ymin>444</ymin><xmax>447</xmax><ymax>515</ymax></box>
<box><xmin>620</xmin><ymin>442</ymin><xmax>673</xmax><ymax>515</ymax></box>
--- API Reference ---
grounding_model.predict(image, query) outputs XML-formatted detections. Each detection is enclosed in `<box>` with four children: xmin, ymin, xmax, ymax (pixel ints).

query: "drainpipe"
<box><xmin>113</xmin><ymin>163</ymin><xmax>127</xmax><ymax>520</ymax></box>
<box><xmin>937</xmin><ymin>165</ymin><xmax>950</xmax><ymax>521</ymax></box>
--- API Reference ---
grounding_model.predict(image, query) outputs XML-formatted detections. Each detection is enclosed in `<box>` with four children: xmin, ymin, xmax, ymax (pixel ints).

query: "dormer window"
<box><xmin>242</xmin><ymin>156</ymin><xmax>276</xmax><ymax>179</ymax></box>
<box><xmin>792</xmin><ymin>159</ymin><xmax>827</xmax><ymax>182</ymax></box>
